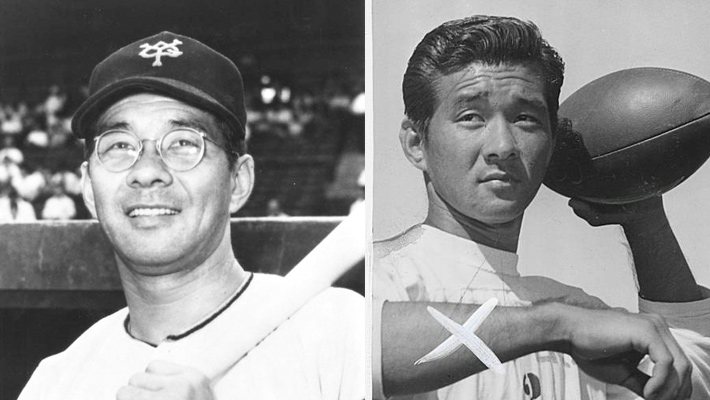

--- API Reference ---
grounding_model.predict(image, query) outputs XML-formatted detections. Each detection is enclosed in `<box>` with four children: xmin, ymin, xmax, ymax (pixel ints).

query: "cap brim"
<box><xmin>72</xmin><ymin>77</ymin><xmax>244</xmax><ymax>139</ymax></box>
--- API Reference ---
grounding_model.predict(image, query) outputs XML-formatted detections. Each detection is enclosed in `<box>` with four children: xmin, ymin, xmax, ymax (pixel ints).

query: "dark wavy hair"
<box><xmin>403</xmin><ymin>15</ymin><xmax>565</xmax><ymax>138</ymax></box>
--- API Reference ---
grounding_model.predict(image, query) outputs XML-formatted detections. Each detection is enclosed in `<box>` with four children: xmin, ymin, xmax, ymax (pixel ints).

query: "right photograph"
<box><xmin>371</xmin><ymin>1</ymin><xmax>710</xmax><ymax>399</ymax></box>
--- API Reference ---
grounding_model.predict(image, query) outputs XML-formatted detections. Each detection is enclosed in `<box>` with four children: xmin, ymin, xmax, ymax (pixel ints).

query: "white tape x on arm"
<box><xmin>415</xmin><ymin>298</ymin><xmax>504</xmax><ymax>375</ymax></box>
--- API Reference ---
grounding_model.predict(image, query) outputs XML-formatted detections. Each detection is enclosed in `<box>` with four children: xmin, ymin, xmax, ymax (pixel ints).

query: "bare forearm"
<box><xmin>569</xmin><ymin>197</ymin><xmax>704</xmax><ymax>302</ymax></box>
<box><xmin>381</xmin><ymin>301</ymin><xmax>566</xmax><ymax>396</ymax></box>
<box><xmin>622</xmin><ymin>207</ymin><xmax>703</xmax><ymax>302</ymax></box>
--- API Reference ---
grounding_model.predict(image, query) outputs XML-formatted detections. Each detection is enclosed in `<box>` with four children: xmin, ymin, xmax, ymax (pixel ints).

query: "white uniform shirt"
<box><xmin>373</xmin><ymin>224</ymin><xmax>710</xmax><ymax>400</ymax></box>
<box><xmin>20</xmin><ymin>273</ymin><xmax>366</xmax><ymax>400</ymax></box>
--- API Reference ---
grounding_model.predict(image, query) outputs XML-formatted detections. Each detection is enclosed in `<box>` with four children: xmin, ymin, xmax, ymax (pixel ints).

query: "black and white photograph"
<box><xmin>372</xmin><ymin>1</ymin><xmax>710</xmax><ymax>399</ymax></box>
<box><xmin>3</xmin><ymin>0</ymin><xmax>710</xmax><ymax>399</ymax></box>
<box><xmin>0</xmin><ymin>1</ymin><xmax>365</xmax><ymax>399</ymax></box>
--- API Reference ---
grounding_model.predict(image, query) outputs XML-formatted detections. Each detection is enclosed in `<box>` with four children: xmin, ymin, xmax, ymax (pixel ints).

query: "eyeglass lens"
<box><xmin>96</xmin><ymin>129</ymin><xmax>206</xmax><ymax>172</ymax></box>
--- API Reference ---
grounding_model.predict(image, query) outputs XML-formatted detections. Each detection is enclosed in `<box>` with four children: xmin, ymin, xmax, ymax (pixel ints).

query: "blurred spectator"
<box><xmin>266</xmin><ymin>198</ymin><xmax>289</xmax><ymax>217</ymax></box>
<box><xmin>43</xmin><ymin>85</ymin><xmax>67</xmax><ymax>128</ymax></box>
<box><xmin>0</xmin><ymin>135</ymin><xmax>24</xmax><ymax>165</ymax></box>
<box><xmin>1</xmin><ymin>74</ymin><xmax>364</xmax><ymax>218</ymax></box>
<box><xmin>47</xmin><ymin>119</ymin><xmax>73</xmax><ymax>148</ymax></box>
<box><xmin>25</xmin><ymin>121</ymin><xmax>50</xmax><ymax>149</ymax></box>
<box><xmin>41</xmin><ymin>172</ymin><xmax>77</xmax><ymax>220</ymax></box>
<box><xmin>0</xmin><ymin>179</ymin><xmax>36</xmax><ymax>222</ymax></box>
<box><xmin>349</xmin><ymin>91</ymin><xmax>365</xmax><ymax>116</ymax></box>
<box><xmin>0</xmin><ymin>104</ymin><xmax>24</xmax><ymax>137</ymax></box>
<box><xmin>0</xmin><ymin>138</ymin><xmax>23</xmax><ymax>192</ymax></box>
<box><xmin>349</xmin><ymin>169</ymin><xmax>365</xmax><ymax>215</ymax></box>
<box><xmin>15</xmin><ymin>167</ymin><xmax>47</xmax><ymax>205</ymax></box>
<box><xmin>62</xmin><ymin>170</ymin><xmax>82</xmax><ymax>197</ymax></box>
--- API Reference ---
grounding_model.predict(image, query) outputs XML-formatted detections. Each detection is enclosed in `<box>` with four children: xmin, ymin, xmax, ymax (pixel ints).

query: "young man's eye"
<box><xmin>457</xmin><ymin>113</ymin><xmax>484</xmax><ymax>123</ymax></box>
<box><xmin>515</xmin><ymin>114</ymin><xmax>541</xmax><ymax>125</ymax></box>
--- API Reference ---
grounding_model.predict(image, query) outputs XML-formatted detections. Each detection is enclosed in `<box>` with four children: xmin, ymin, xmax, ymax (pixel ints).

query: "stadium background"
<box><xmin>0</xmin><ymin>0</ymin><xmax>363</xmax><ymax>398</ymax></box>
<box><xmin>0</xmin><ymin>0</ymin><xmax>365</xmax><ymax>221</ymax></box>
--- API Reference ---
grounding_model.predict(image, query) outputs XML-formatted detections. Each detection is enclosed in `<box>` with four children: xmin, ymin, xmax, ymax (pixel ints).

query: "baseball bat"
<box><xmin>203</xmin><ymin>204</ymin><xmax>366</xmax><ymax>381</ymax></box>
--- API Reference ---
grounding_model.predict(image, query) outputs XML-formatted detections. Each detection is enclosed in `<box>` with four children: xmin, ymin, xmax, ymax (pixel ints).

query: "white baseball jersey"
<box><xmin>19</xmin><ymin>273</ymin><xmax>366</xmax><ymax>400</ymax></box>
<box><xmin>373</xmin><ymin>224</ymin><xmax>710</xmax><ymax>400</ymax></box>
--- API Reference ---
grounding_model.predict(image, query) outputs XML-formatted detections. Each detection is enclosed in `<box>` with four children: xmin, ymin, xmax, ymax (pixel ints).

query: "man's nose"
<box><xmin>483</xmin><ymin>119</ymin><xmax>519</xmax><ymax>162</ymax></box>
<box><xmin>126</xmin><ymin>140</ymin><xmax>173</xmax><ymax>188</ymax></box>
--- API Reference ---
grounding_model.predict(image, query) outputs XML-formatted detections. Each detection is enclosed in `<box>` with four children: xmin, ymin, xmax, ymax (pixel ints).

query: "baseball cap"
<box><xmin>71</xmin><ymin>31</ymin><xmax>246</xmax><ymax>140</ymax></box>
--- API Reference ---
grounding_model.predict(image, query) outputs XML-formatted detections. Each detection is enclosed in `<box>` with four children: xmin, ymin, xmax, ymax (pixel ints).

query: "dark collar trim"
<box><xmin>123</xmin><ymin>313</ymin><xmax>157</xmax><ymax>347</ymax></box>
<box><xmin>124</xmin><ymin>272</ymin><xmax>254</xmax><ymax>344</ymax></box>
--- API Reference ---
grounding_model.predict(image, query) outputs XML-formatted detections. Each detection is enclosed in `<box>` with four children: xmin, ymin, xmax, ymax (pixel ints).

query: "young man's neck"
<box><xmin>424</xmin><ymin>189</ymin><xmax>523</xmax><ymax>253</ymax></box>
<box><xmin>117</xmin><ymin>239</ymin><xmax>248</xmax><ymax>345</ymax></box>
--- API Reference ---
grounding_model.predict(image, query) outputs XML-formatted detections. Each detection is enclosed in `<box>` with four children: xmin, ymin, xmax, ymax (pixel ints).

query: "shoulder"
<box><xmin>373</xmin><ymin>224</ymin><xmax>425</xmax><ymax>260</ymax></box>
<box><xmin>373</xmin><ymin>224</ymin><xmax>424</xmax><ymax>256</ymax></box>
<box><xmin>19</xmin><ymin>308</ymin><xmax>129</xmax><ymax>396</ymax></box>
<box><xmin>44</xmin><ymin>308</ymin><xmax>128</xmax><ymax>363</ymax></box>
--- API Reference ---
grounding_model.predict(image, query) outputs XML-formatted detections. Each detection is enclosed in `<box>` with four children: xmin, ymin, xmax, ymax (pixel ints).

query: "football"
<box><xmin>543</xmin><ymin>67</ymin><xmax>710</xmax><ymax>204</ymax></box>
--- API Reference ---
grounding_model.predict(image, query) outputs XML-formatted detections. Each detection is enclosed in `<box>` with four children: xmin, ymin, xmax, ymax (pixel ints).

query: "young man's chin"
<box><xmin>467</xmin><ymin>203</ymin><xmax>525</xmax><ymax>226</ymax></box>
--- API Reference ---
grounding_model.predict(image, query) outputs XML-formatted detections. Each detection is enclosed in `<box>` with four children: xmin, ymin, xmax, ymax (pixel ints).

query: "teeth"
<box><xmin>129</xmin><ymin>208</ymin><xmax>179</xmax><ymax>217</ymax></box>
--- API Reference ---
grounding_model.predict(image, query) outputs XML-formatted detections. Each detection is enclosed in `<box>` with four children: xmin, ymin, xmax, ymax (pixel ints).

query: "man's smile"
<box><xmin>126</xmin><ymin>205</ymin><xmax>181</xmax><ymax>218</ymax></box>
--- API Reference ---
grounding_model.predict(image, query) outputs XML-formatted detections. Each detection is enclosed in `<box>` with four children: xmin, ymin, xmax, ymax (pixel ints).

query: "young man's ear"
<box><xmin>399</xmin><ymin>119</ymin><xmax>428</xmax><ymax>172</ymax></box>
<box><xmin>80</xmin><ymin>161</ymin><xmax>98</xmax><ymax>219</ymax></box>
<box><xmin>229</xmin><ymin>154</ymin><xmax>255</xmax><ymax>214</ymax></box>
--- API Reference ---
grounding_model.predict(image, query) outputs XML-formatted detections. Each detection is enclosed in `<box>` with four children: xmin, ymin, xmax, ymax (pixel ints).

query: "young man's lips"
<box><xmin>480</xmin><ymin>172</ymin><xmax>518</xmax><ymax>183</ymax></box>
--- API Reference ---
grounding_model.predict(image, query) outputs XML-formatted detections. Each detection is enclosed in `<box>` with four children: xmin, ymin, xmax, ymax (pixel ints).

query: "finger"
<box><xmin>127</xmin><ymin>372</ymin><xmax>166</xmax><ymax>391</ymax></box>
<box><xmin>653</xmin><ymin>323</ymin><xmax>692</xmax><ymax>400</ymax></box>
<box><xmin>679</xmin><ymin>361</ymin><xmax>694</xmax><ymax>400</ymax></box>
<box><xmin>568</xmin><ymin>199</ymin><xmax>605</xmax><ymax>226</ymax></box>
<box><xmin>638</xmin><ymin>335</ymin><xmax>678</xmax><ymax>400</ymax></box>
<box><xmin>145</xmin><ymin>359</ymin><xmax>184</xmax><ymax>375</ymax></box>
<box><xmin>568</xmin><ymin>198</ymin><xmax>593</xmax><ymax>215</ymax></box>
<box><xmin>568</xmin><ymin>198</ymin><xmax>589</xmax><ymax>210</ymax></box>
<box><xmin>618</xmin><ymin>369</ymin><xmax>649</xmax><ymax>398</ymax></box>
<box><xmin>640</xmin><ymin>315</ymin><xmax>690</xmax><ymax>400</ymax></box>
<box><xmin>678</xmin><ymin>375</ymin><xmax>693</xmax><ymax>400</ymax></box>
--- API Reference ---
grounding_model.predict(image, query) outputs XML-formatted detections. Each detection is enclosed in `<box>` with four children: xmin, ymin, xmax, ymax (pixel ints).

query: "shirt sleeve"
<box><xmin>638</xmin><ymin>285</ymin><xmax>710</xmax><ymax>335</ymax></box>
<box><xmin>638</xmin><ymin>286</ymin><xmax>710</xmax><ymax>400</ymax></box>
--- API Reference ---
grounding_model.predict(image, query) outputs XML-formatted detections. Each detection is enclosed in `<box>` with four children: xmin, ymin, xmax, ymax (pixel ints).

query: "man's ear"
<box><xmin>80</xmin><ymin>161</ymin><xmax>98</xmax><ymax>219</ymax></box>
<box><xmin>229</xmin><ymin>155</ymin><xmax>255</xmax><ymax>214</ymax></box>
<box><xmin>399</xmin><ymin>119</ymin><xmax>428</xmax><ymax>172</ymax></box>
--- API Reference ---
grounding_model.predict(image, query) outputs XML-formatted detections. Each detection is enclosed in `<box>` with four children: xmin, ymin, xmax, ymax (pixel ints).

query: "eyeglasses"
<box><xmin>94</xmin><ymin>128</ymin><xmax>230</xmax><ymax>172</ymax></box>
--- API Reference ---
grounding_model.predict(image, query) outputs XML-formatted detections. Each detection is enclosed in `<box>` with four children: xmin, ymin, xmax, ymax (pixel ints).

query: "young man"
<box><xmin>19</xmin><ymin>31</ymin><xmax>364</xmax><ymax>400</ymax></box>
<box><xmin>373</xmin><ymin>16</ymin><xmax>710</xmax><ymax>400</ymax></box>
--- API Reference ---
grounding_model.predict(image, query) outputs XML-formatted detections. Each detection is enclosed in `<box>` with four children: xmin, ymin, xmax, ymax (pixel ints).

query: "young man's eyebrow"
<box><xmin>515</xmin><ymin>95</ymin><xmax>548</xmax><ymax>112</ymax></box>
<box><xmin>450</xmin><ymin>92</ymin><xmax>548</xmax><ymax>113</ymax></box>
<box><xmin>450</xmin><ymin>92</ymin><xmax>488</xmax><ymax>111</ymax></box>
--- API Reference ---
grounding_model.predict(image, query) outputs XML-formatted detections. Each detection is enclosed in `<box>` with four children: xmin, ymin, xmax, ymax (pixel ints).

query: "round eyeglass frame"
<box><xmin>93</xmin><ymin>127</ymin><xmax>231</xmax><ymax>173</ymax></box>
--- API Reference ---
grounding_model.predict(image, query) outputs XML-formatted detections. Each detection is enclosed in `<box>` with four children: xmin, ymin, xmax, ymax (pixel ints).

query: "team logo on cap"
<box><xmin>138</xmin><ymin>39</ymin><xmax>183</xmax><ymax>67</ymax></box>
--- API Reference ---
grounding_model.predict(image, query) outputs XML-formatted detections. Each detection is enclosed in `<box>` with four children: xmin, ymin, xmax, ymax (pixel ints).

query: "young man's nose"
<box><xmin>483</xmin><ymin>120</ymin><xmax>519</xmax><ymax>162</ymax></box>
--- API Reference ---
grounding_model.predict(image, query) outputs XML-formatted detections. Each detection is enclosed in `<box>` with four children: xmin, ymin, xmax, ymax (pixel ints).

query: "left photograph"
<box><xmin>0</xmin><ymin>1</ymin><xmax>365</xmax><ymax>399</ymax></box>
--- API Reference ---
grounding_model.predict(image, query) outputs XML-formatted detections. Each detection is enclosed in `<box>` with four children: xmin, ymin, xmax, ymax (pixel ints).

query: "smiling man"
<box><xmin>18</xmin><ymin>32</ymin><xmax>364</xmax><ymax>400</ymax></box>
<box><xmin>373</xmin><ymin>15</ymin><xmax>710</xmax><ymax>400</ymax></box>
